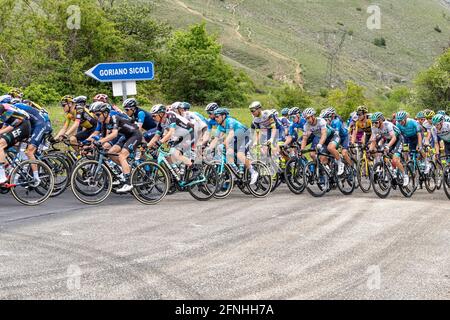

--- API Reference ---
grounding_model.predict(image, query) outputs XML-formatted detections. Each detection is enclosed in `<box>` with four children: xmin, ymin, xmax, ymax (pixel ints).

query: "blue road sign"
<box><xmin>85</xmin><ymin>61</ymin><xmax>154</xmax><ymax>82</ymax></box>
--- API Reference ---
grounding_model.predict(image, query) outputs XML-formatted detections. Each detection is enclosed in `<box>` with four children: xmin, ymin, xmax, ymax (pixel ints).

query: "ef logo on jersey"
<box><xmin>12</xmin><ymin>129</ymin><xmax>22</xmax><ymax>138</ymax></box>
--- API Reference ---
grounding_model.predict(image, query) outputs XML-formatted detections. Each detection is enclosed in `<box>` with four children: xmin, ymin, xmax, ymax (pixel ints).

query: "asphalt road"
<box><xmin>0</xmin><ymin>186</ymin><xmax>449</xmax><ymax>299</ymax></box>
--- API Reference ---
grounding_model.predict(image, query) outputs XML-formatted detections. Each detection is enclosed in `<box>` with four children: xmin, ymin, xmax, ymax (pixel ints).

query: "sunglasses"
<box><xmin>357</xmin><ymin>112</ymin><xmax>364</xmax><ymax>116</ymax></box>
<box><xmin>95</xmin><ymin>113</ymin><xmax>103</xmax><ymax>117</ymax></box>
<box><xmin>250</xmin><ymin>108</ymin><xmax>259</xmax><ymax>113</ymax></box>
<box><xmin>372</xmin><ymin>121</ymin><xmax>380</xmax><ymax>126</ymax></box>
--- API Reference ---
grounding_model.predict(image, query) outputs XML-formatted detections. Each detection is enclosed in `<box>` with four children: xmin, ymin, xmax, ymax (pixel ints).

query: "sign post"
<box><xmin>85</xmin><ymin>61</ymin><xmax>154</xmax><ymax>100</ymax></box>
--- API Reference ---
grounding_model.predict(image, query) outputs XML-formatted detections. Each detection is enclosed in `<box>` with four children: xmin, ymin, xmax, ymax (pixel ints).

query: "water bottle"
<box><xmin>107</xmin><ymin>159</ymin><xmax>120</xmax><ymax>176</ymax></box>
<box><xmin>239</xmin><ymin>164</ymin><xmax>245</xmax><ymax>175</ymax></box>
<box><xmin>171</xmin><ymin>163</ymin><xmax>180</xmax><ymax>176</ymax></box>
<box><xmin>135</xmin><ymin>148</ymin><xmax>142</xmax><ymax>161</ymax></box>
<box><xmin>179</xmin><ymin>163</ymin><xmax>186</xmax><ymax>176</ymax></box>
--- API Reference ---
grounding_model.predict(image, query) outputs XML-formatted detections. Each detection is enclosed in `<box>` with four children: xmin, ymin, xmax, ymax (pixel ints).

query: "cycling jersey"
<box><xmin>303</xmin><ymin>117</ymin><xmax>334</xmax><ymax>138</ymax></box>
<box><xmin>217</xmin><ymin>117</ymin><xmax>248</xmax><ymax>135</ymax></box>
<box><xmin>396</xmin><ymin>119</ymin><xmax>421</xmax><ymax>138</ymax></box>
<box><xmin>370</xmin><ymin>121</ymin><xmax>400</xmax><ymax>141</ymax></box>
<box><xmin>94</xmin><ymin>110</ymin><xmax>130</xmax><ymax>132</ymax></box>
<box><xmin>436</xmin><ymin>122</ymin><xmax>450</xmax><ymax>143</ymax></box>
<box><xmin>280</xmin><ymin>117</ymin><xmax>291</xmax><ymax>130</ymax></box>
<box><xmin>422</xmin><ymin>120</ymin><xmax>439</xmax><ymax>144</ymax></box>
<box><xmin>156</xmin><ymin>111</ymin><xmax>193</xmax><ymax>135</ymax></box>
<box><xmin>132</xmin><ymin>107</ymin><xmax>157</xmax><ymax>131</ymax></box>
<box><xmin>0</xmin><ymin>103</ymin><xmax>30</xmax><ymax>127</ymax></box>
<box><xmin>13</xmin><ymin>103</ymin><xmax>46</xmax><ymax>127</ymax></box>
<box><xmin>184</xmin><ymin>111</ymin><xmax>207</xmax><ymax>132</ymax></box>
<box><xmin>355</xmin><ymin>117</ymin><xmax>372</xmax><ymax>135</ymax></box>
<box><xmin>207</xmin><ymin>118</ymin><xmax>219</xmax><ymax>132</ymax></box>
<box><xmin>331</xmin><ymin>117</ymin><xmax>348</xmax><ymax>138</ymax></box>
<box><xmin>251</xmin><ymin>110</ymin><xmax>281</xmax><ymax>130</ymax></box>
<box><xmin>64</xmin><ymin>106</ymin><xmax>97</xmax><ymax>129</ymax></box>
<box><xmin>288</xmin><ymin>118</ymin><xmax>306</xmax><ymax>137</ymax></box>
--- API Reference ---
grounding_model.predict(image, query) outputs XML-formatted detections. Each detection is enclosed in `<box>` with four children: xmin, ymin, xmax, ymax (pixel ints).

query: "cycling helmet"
<box><xmin>93</xmin><ymin>93</ymin><xmax>109</xmax><ymax>103</ymax></box>
<box><xmin>281</xmin><ymin>108</ymin><xmax>289</xmax><ymax>116</ymax></box>
<box><xmin>396</xmin><ymin>111</ymin><xmax>408</xmax><ymax>121</ymax></box>
<box><xmin>445</xmin><ymin>115</ymin><xmax>450</xmax><ymax>123</ymax></box>
<box><xmin>181</xmin><ymin>102</ymin><xmax>191</xmax><ymax>110</ymax></box>
<box><xmin>91</xmin><ymin>102</ymin><xmax>110</xmax><ymax>114</ymax></box>
<box><xmin>205</xmin><ymin>102</ymin><xmax>219</xmax><ymax>112</ymax></box>
<box><xmin>0</xmin><ymin>95</ymin><xmax>12</xmax><ymax>104</ymax></box>
<box><xmin>73</xmin><ymin>96</ymin><xmax>87</xmax><ymax>105</ymax></box>
<box><xmin>423</xmin><ymin>109</ymin><xmax>435</xmax><ymax>120</ymax></box>
<box><xmin>437</xmin><ymin>110</ymin><xmax>447</xmax><ymax>116</ymax></box>
<box><xmin>416</xmin><ymin>111</ymin><xmax>425</xmax><ymax>119</ymax></box>
<box><xmin>150</xmin><ymin>104</ymin><xmax>166</xmax><ymax>114</ymax></box>
<box><xmin>171</xmin><ymin>101</ymin><xmax>183</xmax><ymax>110</ymax></box>
<box><xmin>431</xmin><ymin>114</ymin><xmax>444</xmax><ymax>125</ymax></box>
<box><xmin>249</xmin><ymin>101</ymin><xmax>262</xmax><ymax>111</ymax></box>
<box><xmin>123</xmin><ymin>98</ymin><xmax>138</xmax><ymax>109</ymax></box>
<box><xmin>356</xmin><ymin>105</ymin><xmax>369</xmax><ymax>114</ymax></box>
<box><xmin>371</xmin><ymin>112</ymin><xmax>384</xmax><ymax>122</ymax></box>
<box><xmin>214</xmin><ymin>108</ymin><xmax>229</xmax><ymax>116</ymax></box>
<box><xmin>8</xmin><ymin>88</ymin><xmax>23</xmax><ymax>99</ymax></box>
<box><xmin>320</xmin><ymin>109</ymin><xmax>333</xmax><ymax>119</ymax></box>
<box><xmin>302</xmin><ymin>107</ymin><xmax>316</xmax><ymax>118</ymax></box>
<box><xmin>327</xmin><ymin>107</ymin><xmax>337</xmax><ymax>115</ymax></box>
<box><xmin>288</xmin><ymin>107</ymin><xmax>301</xmax><ymax>116</ymax></box>
<box><xmin>60</xmin><ymin>95</ymin><xmax>73</xmax><ymax>106</ymax></box>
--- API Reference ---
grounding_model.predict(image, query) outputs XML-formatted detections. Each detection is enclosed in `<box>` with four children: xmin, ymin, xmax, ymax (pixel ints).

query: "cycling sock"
<box><xmin>124</xmin><ymin>174</ymin><xmax>131</xmax><ymax>184</ymax></box>
<box><xmin>33</xmin><ymin>171</ymin><xmax>40</xmax><ymax>180</ymax></box>
<box><xmin>0</xmin><ymin>164</ymin><xmax>6</xmax><ymax>182</ymax></box>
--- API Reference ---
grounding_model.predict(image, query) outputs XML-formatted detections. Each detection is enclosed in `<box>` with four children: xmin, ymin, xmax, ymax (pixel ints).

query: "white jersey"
<box><xmin>436</xmin><ymin>122</ymin><xmax>450</xmax><ymax>142</ymax></box>
<box><xmin>184</xmin><ymin>111</ymin><xmax>207</xmax><ymax>131</ymax></box>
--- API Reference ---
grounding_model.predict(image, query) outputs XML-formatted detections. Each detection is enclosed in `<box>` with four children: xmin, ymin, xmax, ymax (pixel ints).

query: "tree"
<box><xmin>274</xmin><ymin>85</ymin><xmax>312</xmax><ymax>108</ymax></box>
<box><xmin>327</xmin><ymin>80</ymin><xmax>367</xmax><ymax>119</ymax></box>
<box><xmin>160</xmin><ymin>23</ymin><xmax>253</xmax><ymax>107</ymax></box>
<box><xmin>415</xmin><ymin>49</ymin><xmax>450</xmax><ymax>111</ymax></box>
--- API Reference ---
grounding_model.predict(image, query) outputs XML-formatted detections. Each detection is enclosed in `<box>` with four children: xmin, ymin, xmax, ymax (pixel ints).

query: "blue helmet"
<box><xmin>214</xmin><ymin>108</ymin><xmax>229</xmax><ymax>116</ymax></box>
<box><xmin>281</xmin><ymin>107</ymin><xmax>289</xmax><ymax>116</ymax></box>
<box><xmin>181</xmin><ymin>102</ymin><xmax>191</xmax><ymax>110</ymax></box>
<box><xmin>396</xmin><ymin>111</ymin><xmax>408</xmax><ymax>121</ymax></box>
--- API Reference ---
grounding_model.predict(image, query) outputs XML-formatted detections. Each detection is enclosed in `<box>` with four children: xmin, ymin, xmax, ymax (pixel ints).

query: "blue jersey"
<box><xmin>396</xmin><ymin>119</ymin><xmax>421</xmax><ymax>138</ymax></box>
<box><xmin>133</xmin><ymin>108</ymin><xmax>156</xmax><ymax>131</ymax></box>
<box><xmin>331</xmin><ymin>118</ymin><xmax>348</xmax><ymax>138</ymax></box>
<box><xmin>13</xmin><ymin>103</ymin><xmax>46</xmax><ymax>127</ymax></box>
<box><xmin>207</xmin><ymin>118</ymin><xmax>219</xmax><ymax>131</ymax></box>
<box><xmin>288</xmin><ymin>118</ymin><xmax>306</xmax><ymax>137</ymax></box>
<box><xmin>216</xmin><ymin>117</ymin><xmax>248</xmax><ymax>135</ymax></box>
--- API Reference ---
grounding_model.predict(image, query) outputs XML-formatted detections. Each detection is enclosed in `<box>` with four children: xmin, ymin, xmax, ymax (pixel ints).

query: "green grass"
<box><xmin>151</xmin><ymin>0</ymin><xmax>449</xmax><ymax>94</ymax></box>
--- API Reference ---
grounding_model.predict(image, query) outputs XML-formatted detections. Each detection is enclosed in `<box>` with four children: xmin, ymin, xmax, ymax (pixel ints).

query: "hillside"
<box><xmin>150</xmin><ymin>0</ymin><xmax>449</xmax><ymax>94</ymax></box>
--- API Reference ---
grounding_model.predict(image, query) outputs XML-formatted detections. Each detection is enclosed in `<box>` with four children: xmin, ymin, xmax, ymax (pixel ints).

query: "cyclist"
<box><xmin>8</xmin><ymin>88</ymin><xmax>23</xmax><ymax>101</ymax></box>
<box><xmin>54</xmin><ymin>95</ymin><xmax>97</xmax><ymax>150</ymax></box>
<box><xmin>324</xmin><ymin>107</ymin><xmax>352</xmax><ymax>166</ymax></box>
<box><xmin>92</xmin><ymin>93</ymin><xmax>125</xmax><ymax>115</ymax></box>
<box><xmin>203</xmin><ymin>102</ymin><xmax>220</xmax><ymax>145</ymax></box>
<box><xmin>280</xmin><ymin>107</ymin><xmax>291</xmax><ymax>137</ymax></box>
<box><xmin>249</xmin><ymin>101</ymin><xmax>283</xmax><ymax>157</ymax></box>
<box><xmin>122</xmin><ymin>98</ymin><xmax>157</xmax><ymax>134</ymax></box>
<box><xmin>282</xmin><ymin>107</ymin><xmax>305</xmax><ymax>157</ymax></box>
<box><xmin>91</xmin><ymin>102</ymin><xmax>143</xmax><ymax>193</ymax></box>
<box><xmin>369</xmin><ymin>112</ymin><xmax>409</xmax><ymax>187</ymax></box>
<box><xmin>0</xmin><ymin>103</ymin><xmax>31</xmax><ymax>184</ymax></box>
<box><xmin>395</xmin><ymin>110</ymin><xmax>423</xmax><ymax>164</ymax></box>
<box><xmin>432</xmin><ymin>114</ymin><xmax>450</xmax><ymax>159</ymax></box>
<box><xmin>300</xmin><ymin>107</ymin><xmax>344</xmax><ymax>175</ymax></box>
<box><xmin>13</xmin><ymin>101</ymin><xmax>52</xmax><ymax>169</ymax></box>
<box><xmin>179</xmin><ymin>102</ymin><xmax>208</xmax><ymax>148</ymax></box>
<box><xmin>351</xmin><ymin>105</ymin><xmax>372</xmax><ymax>147</ymax></box>
<box><xmin>208</xmin><ymin>108</ymin><xmax>259</xmax><ymax>184</ymax></box>
<box><xmin>147</xmin><ymin>104</ymin><xmax>200</xmax><ymax>180</ymax></box>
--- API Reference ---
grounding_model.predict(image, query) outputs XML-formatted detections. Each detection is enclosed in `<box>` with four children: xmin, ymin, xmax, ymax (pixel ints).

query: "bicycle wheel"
<box><xmin>424</xmin><ymin>161</ymin><xmax>437</xmax><ymax>193</ymax></box>
<box><xmin>357</xmin><ymin>158</ymin><xmax>372</xmax><ymax>193</ymax></box>
<box><xmin>304</xmin><ymin>161</ymin><xmax>328</xmax><ymax>197</ymax></box>
<box><xmin>211</xmin><ymin>162</ymin><xmax>234</xmax><ymax>199</ymax></box>
<box><xmin>70</xmin><ymin>160</ymin><xmax>112</xmax><ymax>205</ymax></box>
<box><xmin>443</xmin><ymin>166</ymin><xmax>450</xmax><ymax>200</ymax></box>
<box><xmin>371</xmin><ymin>162</ymin><xmax>391</xmax><ymax>199</ymax></box>
<box><xmin>406</xmin><ymin>161</ymin><xmax>419</xmax><ymax>194</ymax></box>
<box><xmin>284</xmin><ymin>158</ymin><xmax>306</xmax><ymax>194</ymax></box>
<box><xmin>10</xmin><ymin>160</ymin><xmax>54</xmax><ymax>206</ymax></box>
<box><xmin>435</xmin><ymin>161</ymin><xmax>444</xmax><ymax>190</ymax></box>
<box><xmin>131</xmin><ymin>161</ymin><xmax>169</xmax><ymax>205</ymax></box>
<box><xmin>42</xmin><ymin>154</ymin><xmax>71</xmax><ymax>197</ymax></box>
<box><xmin>187</xmin><ymin>164</ymin><xmax>219</xmax><ymax>201</ymax></box>
<box><xmin>245</xmin><ymin>160</ymin><xmax>273</xmax><ymax>198</ymax></box>
<box><xmin>337</xmin><ymin>163</ymin><xmax>356</xmax><ymax>195</ymax></box>
<box><xmin>399</xmin><ymin>165</ymin><xmax>416</xmax><ymax>198</ymax></box>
